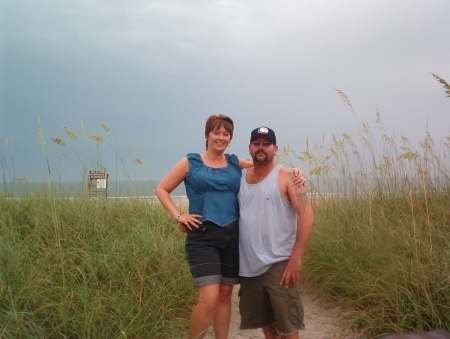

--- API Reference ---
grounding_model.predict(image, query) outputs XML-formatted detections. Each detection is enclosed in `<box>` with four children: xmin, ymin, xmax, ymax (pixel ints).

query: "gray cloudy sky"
<box><xmin>1</xmin><ymin>0</ymin><xmax>449</xmax><ymax>183</ymax></box>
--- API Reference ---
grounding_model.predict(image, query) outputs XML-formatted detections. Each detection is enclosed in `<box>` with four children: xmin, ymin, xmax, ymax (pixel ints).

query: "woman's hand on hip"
<box><xmin>177</xmin><ymin>213</ymin><xmax>202</xmax><ymax>232</ymax></box>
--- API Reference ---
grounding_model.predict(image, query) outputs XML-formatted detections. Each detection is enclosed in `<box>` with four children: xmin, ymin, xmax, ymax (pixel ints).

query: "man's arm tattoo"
<box><xmin>294</xmin><ymin>193</ymin><xmax>309</xmax><ymax>216</ymax></box>
<box><xmin>287</xmin><ymin>169</ymin><xmax>296</xmax><ymax>188</ymax></box>
<box><xmin>288</xmin><ymin>169</ymin><xmax>309</xmax><ymax>214</ymax></box>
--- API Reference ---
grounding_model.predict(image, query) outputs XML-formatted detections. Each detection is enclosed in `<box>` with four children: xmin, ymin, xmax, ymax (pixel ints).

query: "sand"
<box><xmin>204</xmin><ymin>287</ymin><xmax>363</xmax><ymax>339</ymax></box>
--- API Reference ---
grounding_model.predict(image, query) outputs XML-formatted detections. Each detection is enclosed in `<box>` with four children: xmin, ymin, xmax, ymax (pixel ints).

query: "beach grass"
<box><xmin>278</xmin><ymin>84</ymin><xmax>450</xmax><ymax>338</ymax></box>
<box><xmin>301</xmin><ymin>191</ymin><xmax>449</xmax><ymax>337</ymax></box>
<box><xmin>0</xmin><ymin>194</ymin><xmax>193</xmax><ymax>338</ymax></box>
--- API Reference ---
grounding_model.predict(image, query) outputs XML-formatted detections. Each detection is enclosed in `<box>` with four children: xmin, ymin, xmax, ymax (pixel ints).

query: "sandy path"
<box><xmin>205</xmin><ymin>287</ymin><xmax>362</xmax><ymax>339</ymax></box>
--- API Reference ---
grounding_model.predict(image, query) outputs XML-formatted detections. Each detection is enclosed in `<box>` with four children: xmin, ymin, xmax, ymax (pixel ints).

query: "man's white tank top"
<box><xmin>238</xmin><ymin>164</ymin><xmax>297</xmax><ymax>277</ymax></box>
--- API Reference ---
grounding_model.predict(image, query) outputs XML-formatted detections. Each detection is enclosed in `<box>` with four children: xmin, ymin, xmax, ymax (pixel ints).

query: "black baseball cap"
<box><xmin>250</xmin><ymin>126</ymin><xmax>276</xmax><ymax>145</ymax></box>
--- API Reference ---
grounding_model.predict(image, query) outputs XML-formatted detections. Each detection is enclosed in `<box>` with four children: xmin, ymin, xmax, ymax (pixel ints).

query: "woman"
<box><xmin>155</xmin><ymin>114</ymin><xmax>304</xmax><ymax>339</ymax></box>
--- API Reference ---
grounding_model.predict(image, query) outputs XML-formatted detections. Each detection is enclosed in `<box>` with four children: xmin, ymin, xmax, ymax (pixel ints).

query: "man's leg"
<box><xmin>262</xmin><ymin>261</ymin><xmax>304</xmax><ymax>338</ymax></box>
<box><xmin>263</xmin><ymin>324</ymin><xmax>298</xmax><ymax>339</ymax></box>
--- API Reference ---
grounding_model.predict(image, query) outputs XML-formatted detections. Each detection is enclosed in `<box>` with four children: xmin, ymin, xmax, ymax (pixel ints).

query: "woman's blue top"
<box><xmin>185</xmin><ymin>153</ymin><xmax>241</xmax><ymax>227</ymax></box>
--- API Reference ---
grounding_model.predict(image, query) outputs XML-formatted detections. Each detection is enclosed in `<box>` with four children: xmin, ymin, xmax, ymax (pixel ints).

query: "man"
<box><xmin>238</xmin><ymin>126</ymin><xmax>314</xmax><ymax>339</ymax></box>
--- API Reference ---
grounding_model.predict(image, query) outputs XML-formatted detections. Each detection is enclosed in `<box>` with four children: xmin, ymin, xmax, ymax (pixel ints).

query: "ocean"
<box><xmin>3</xmin><ymin>180</ymin><xmax>187</xmax><ymax>199</ymax></box>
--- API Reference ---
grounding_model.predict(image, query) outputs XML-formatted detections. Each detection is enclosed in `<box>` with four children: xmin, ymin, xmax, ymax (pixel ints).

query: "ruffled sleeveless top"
<box><xmin>185</xmin><ymin>153</ymin><xmax>241</xmax><ymax>226</ymax></box>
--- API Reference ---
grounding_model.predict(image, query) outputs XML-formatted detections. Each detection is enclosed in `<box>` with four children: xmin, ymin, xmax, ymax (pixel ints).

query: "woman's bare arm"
<box><xmin>155</xmin><ymin>157</ymin><xmax>202</xmax><ymax>228</ymax></box>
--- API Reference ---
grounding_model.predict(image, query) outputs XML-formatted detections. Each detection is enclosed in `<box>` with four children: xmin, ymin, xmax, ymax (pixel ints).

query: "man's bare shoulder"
<box><xmin>278</xmin><ymin>166</ymin><xmax>293</xmax><ymax>176</ymax></box>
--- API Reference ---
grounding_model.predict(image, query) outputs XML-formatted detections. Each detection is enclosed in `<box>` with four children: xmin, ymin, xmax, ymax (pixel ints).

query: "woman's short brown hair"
<box><xmin>204</xmin><ymin>114</ymin><xmax>234</xmax><ymax>150</ymax></box>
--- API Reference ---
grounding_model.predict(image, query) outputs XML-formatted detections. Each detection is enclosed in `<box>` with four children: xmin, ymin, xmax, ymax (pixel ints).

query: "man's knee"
<box><xmin>263</xmin><ymin>323</ymin><xmax>283</xmax><ymax>339</ymax></box>
<box><xmin>263</xmin><ymin>323</ymin><xmax>299</xmax><ymax>339</ymax></box>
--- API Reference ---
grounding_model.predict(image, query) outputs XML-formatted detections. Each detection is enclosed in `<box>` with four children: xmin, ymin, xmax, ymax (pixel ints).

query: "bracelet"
<box><xmin>176</xmin><ymin>213</ymin><xmax>182</xmax><ymax>222</ymax></box>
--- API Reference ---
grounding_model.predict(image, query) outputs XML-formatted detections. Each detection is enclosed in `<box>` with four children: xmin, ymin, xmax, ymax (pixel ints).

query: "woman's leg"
<box><xmin>188</xmin><ymin>284</ymin><xmax>220</xmax><ymax>339</ymax></box>
<box><xmin>212</xmin><ymin>219</ymin><xmax>239</xmax><ymax>338</ymax></box>
<box><xmin>212</xmin><ymin>284</ymin><xmax>234</xmax><ymax>339</ymax></box>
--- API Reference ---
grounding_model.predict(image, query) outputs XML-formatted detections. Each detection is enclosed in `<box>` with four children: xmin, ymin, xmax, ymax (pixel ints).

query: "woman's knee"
<box><xmin>196</xmin><ymin>298</ymin><xmax>219</xmax><ymax>314</ymax></box>
<box><xmin>218</xmin><ymin>284</ymin><xmax>233</xmax><ymax>303</ymax></box>
<box><xmin>197</xmin><ymin>285</ymin><xmax>221</xmax><ymax>309</ymax></box>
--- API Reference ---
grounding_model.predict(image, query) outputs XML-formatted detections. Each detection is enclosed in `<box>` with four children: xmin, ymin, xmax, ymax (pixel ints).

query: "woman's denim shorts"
<box><xmin>185</xmin><ymin>219</ymin><xmax>239</xmax><ymax>287</ymax></box>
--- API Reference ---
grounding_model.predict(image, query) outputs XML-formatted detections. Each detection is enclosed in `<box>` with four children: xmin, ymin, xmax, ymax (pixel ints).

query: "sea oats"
<box><xmin>398</xmin><ymin>151</ymin><xmax>420</xmax><ymax>160</ymax></box>
<box><xmin>287</xmin><ymin>147</ymin><xmax>302</xmax><ymax>162</ymax></box>
<box><xmin>38</xmin><ymin>118</ymin><xmax>46</xmax><ymax>154</ymax></box>
<box><xmin>383</xmin><ymin>134</ymin><xmax>395</xmax><ymax>148</ymax></box>
<box><xmin>323</xmin><ymin>155</ymin><xmax>331</xmax><ymax>162</ymax></box>
<box><xmin>419</xmin><ymin>132</ymin><xmax>434</xmax><ymax>153</ymax></box>
<box><xmin>99</xmin><ymin>122</ymin><xmax>112</xmax><ymax>134</ymax></box>
<box><xmin>130</xmin><ymin>139</ymin><xmax>135</xmax><ymax>154</ymax></box>
<box><xmin>87</xmin><ymin>133</ymin><xmax>106</xmax><ymax>145</ymax></box>
<box><xmin>332</xmin><ymin>134</ymin><xmax>338</xmax><ymax>147</ymax></box>
<box><xmin>375</xmin><ymin>109</ymin><xmax>382</xmax><ymax>124</ymax></box>
<box><xmin>400</xmin><ymin>145</ymin><xmax>411</xmax><ymax>152</ymax></box>
<box><xmin>63</xmin><ymin>126</ymin><xmax>78</xmax><ymax>141</ymax></box>
<box><xmin>80</xmin><ymin>121</ymin><xmax>85</xmax><ymax>139</ymax></box>
<box><xmin>431</xmin><ymin>73</ymin><xmax>450</xmax><ymax>98</ymax></box>
<box><xmin>301</xmin><ymin>150</ymin><xmax>315</xmax><ymax>164</ymax></box>
<box><xmin>445</xmin><ymin>136</ymin><xmax>450</xmax><ymax>148</ymax></box>
<box><xmin>401</xmin><ymin>134</ymin><xmax>409</xmax><ymax>145</ymax></box>
<box><xmin>335</xmin><ymin>88</ymin><xmax>356</xmax><ymax>114</ymax></box>
<box><xmin>362</xmin><ymin>136</ymin><xmax>371</xmax><ymax>149</ymax></box>
<box><xmin>363</xmin><ymin>122</ymin><xmax>371</xmax><ymax>135</ymax></box>
<box><xmin>308</xmin><ymin>165</ymin><xmax>333</xmax><ymax>175</ymax></box>
<box><xmin>343</xmin><ymin>133</ymin><xmax>354</xmax><ymax>147</ymax></box>
<box><xmin>291</xmin><ymin>148</ymin><xmax>301</xmax><ymax>159</ymax></box>
<box><xmin>51</xmin><ymin>136</ymin><xmax>67</xmax><ymax>147</ymax></box>
<box><xmin>329</xmin><ymin>146</ymin><xmax>338</xmax><ymax>158</ymax></box>
<box><xmin>355</xmin><ymin>170</ymin><xmax>368</xmax><ymax>178</ymax></box>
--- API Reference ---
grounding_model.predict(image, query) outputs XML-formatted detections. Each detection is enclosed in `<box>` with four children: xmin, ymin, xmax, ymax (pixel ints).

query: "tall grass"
<box><xmin>279</xmin><ymin>77</ymin><xmax>450</xmax><ymax>337</ymax></box>
<box><xmin>0</xmin><ymin>194</ymin><xmax>193</xmax><ymax>338</ymax></box>
<box><xmin>2</xmin><ymin>120</ymin><xmax>193</xmax><ymax>338</ymax></box>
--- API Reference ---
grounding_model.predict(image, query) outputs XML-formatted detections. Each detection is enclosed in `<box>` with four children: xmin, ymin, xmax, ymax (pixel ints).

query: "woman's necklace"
<box><xmin>206</xmin><ymin>154</ymin><xmax>225</xmax><ymax>167</ymax></box>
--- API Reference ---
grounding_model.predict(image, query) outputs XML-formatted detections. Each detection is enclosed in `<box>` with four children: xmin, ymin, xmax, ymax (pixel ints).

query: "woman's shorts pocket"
<box><xmin>186</xmin><ymin>223</ymin><xmax>207</xmax><ymax>234</ymax></box>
